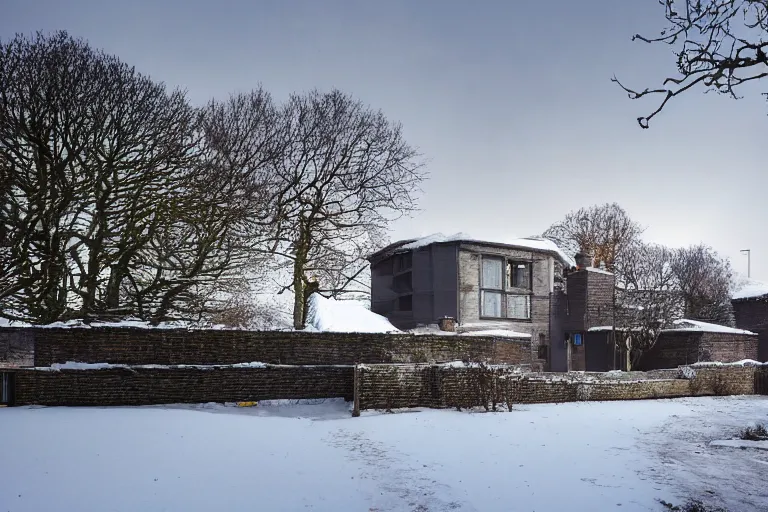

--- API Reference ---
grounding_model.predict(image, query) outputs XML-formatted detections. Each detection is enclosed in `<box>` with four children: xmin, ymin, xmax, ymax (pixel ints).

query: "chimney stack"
<box><xmin>575</xmin><ymin>252</ymin><xmax>591</xmax><ymax>270</ymax></box>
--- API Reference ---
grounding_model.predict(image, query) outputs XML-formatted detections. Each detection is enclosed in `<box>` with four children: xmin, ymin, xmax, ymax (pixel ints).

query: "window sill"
<box><xmin>479</xmin><ymin>316</ymin><xmax>532</xmax><ymax>323</ymax></box>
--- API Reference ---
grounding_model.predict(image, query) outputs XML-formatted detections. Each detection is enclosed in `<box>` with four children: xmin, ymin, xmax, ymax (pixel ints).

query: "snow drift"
<box><xmin>305</xmin><ymin>293</ymin><xmax>399</xmax><ymax>333</ymax></box>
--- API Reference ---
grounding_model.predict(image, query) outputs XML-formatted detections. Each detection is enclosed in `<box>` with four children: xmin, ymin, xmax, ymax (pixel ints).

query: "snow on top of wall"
<box><xmin>592</xmin><ymin>320</ymin><xmax>757</xmax><ymax>335</ymax></box>
<box><xmin>669</xmin><ymin>319</ymin><xmax>756</xmax><ymax>335</ymax></box>
<box><xmin>733</xmin><ymin>280</ymin><xmax>768</xmax><ymax>300</ymax></box>
<box><xmin>394</xmin><ymin>233</ymin><xmax>576</xmax><ymax>268</ymax></box>
<box><xmin>0</xmin><ymin>318</ymin><xmax>230</xmax><ymax>330</ymax></box>
<box><xmin>690</xmin><ymin>359</ymin><xmax>766</xmax><ymax>367</ymax></box>
<box><xmin>304</xmin><ymin>293</ymin><xmax>399</xmax><ymax>334</ymax></box>
<box><xmin>586</xmin><ymin>267</ymin><xmax>614</xmax><ymax>276</ymax></box>
<box><xmin>458</xmin><ymin>329</ymin><xmax>532</xmax><ymax>339</ymax></box>
<box><xmin>42</xmin><ymin>361</ymin><xmax>272</xmax><ymax>371</ymax></box>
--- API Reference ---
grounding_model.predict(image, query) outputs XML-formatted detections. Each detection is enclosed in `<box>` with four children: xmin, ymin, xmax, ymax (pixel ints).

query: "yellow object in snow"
<box><xmin>236</xmin><ymin>401</ymin><xmax>258</xmax><ymax>407</ymax></box>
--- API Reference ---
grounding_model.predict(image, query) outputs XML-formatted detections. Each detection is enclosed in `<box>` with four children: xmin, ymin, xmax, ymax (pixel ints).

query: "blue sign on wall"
<box><xmin>573</xmin><ymin>333</ymin><xmax>583</xmax><ymax>346</ymax></box>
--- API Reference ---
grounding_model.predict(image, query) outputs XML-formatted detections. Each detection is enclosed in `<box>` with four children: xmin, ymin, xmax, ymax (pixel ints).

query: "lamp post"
<box><xmin>740</xmin><ymin>249</ymin><xmax>751</xmax><ymax>278</ymax></box>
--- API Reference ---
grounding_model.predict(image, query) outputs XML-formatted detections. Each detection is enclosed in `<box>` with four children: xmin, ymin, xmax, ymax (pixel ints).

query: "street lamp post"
<box><xmin>740</xmin><ymin>249</ymin><xmax>751</xmax><ymax>278</ymax></box>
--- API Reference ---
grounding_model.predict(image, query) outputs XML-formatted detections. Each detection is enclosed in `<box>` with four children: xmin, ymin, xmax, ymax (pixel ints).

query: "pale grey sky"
<box><xmin>3</xmin><ymin>0</ymin><xmax>765</xmax><ymax>279</ymax></box>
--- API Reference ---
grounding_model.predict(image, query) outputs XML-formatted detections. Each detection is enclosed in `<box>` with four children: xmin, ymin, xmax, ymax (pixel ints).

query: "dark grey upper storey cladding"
<box><xmin>370</xmin><ymin>241</ymin><xmax>459</xmax><ymax>330</ymax></box>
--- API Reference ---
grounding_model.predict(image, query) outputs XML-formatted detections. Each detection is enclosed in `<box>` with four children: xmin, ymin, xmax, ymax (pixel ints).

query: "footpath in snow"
<box><xmin>2</xmin><ymin>396</ymin><xmax>768</xmax><ymax>512</ymax></box>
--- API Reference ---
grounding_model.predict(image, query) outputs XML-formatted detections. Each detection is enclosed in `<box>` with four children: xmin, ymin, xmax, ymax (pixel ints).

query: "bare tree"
<box><xmin>614</xmin><ymin>242</ymin><xmax>683</xmax><ymax>370</ymax></box>
<box><xmin>543</xmin><ymin>203</ymin><xmax>644</xmax><ymax>271</ymax></box>
<box><xmin>268</xmin><ymin>90</ymin><xmax>424</xmax><ymax>329</ymax></box>
<box><xmin>671</xmin><ymin>244</ymin><xmax>734</xmax><ymax>325</ymax></box>
<box><xmin>613</xmin><ymin>0</ymin><xmax>768</xmax><ymax>128</ymax></box>
<box><xmin>0</xmin><ymin>32</ymin><xmax>262</xmax><ymax>324</ymax></box>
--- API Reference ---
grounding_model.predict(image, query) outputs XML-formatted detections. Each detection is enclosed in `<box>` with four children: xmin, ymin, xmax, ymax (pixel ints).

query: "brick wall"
<box><xmin>699</xmin><ymin>332</ymin><xmax>759</xmax><ymax>363</ymax></box>
<box><xmin>24</xmin><ymin>328</ymin><xmax>532</xmax><ymax>367</ymax></box>
<box><xmin>13</xmin><ymin>366</ymin><xmax>353</xmax><ymax>406</ymax></box>
<box><xmin>355</xmin><ymin>364</ymin><xmax>760</xmax><ymax>411</ymax></box>
<box><xmin>639</xmin><ymin>331</ymin><xmax>758</xmax><ymax>370</ymax></box>
<box><xmin>732</xmin><ymin>299</ymin><xmax>768</xmax><ymax>363</ymax></box>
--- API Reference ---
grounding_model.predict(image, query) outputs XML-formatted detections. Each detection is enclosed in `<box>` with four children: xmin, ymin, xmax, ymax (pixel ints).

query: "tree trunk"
<box><xmin>292</xmin><ymin>256</ymin><xmax>305</xmax><ymax>330</ymax></box>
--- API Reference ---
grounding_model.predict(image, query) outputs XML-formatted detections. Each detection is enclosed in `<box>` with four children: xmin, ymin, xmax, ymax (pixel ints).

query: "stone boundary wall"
<box><xmin>12</xmin><ymin>365</ymin><xmax>353</xmax><ymax>406</ymax></box>
<box><xmin>354</xmin><ymin>363</ymin><xmax>762</xmax><ymax>412</ymax></box>
<box><xmin>3</xmin><ymin>327</ymin><xmax>533</xmax><ymax>367</ymax></box>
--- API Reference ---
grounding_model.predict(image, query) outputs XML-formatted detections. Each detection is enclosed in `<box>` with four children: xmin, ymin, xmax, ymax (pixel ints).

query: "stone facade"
<box><xmin>23</xmin><ymin>327</ymin><xmax>533</xmax><ymax>367</ymax></box>
<box><xmin>457</xmin><ymin>244</ymin><xmax>555</xmax><ymax>367</ymax></box>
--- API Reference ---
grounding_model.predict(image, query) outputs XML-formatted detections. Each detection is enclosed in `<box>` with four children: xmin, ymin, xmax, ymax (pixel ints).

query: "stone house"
<box><xmin>367</xmin><ymin>234</ymin><xmax>615</xmax><ymax>371</ymax></box>
<box><xmin>732</xmin><ymin>282</ymin><xmax>768</xmax><ymax>362</ymax></box>
<box><xmin>368</xmin><ymin>234</ymin><xmax>761</xmax><ymax>371</ymax></box>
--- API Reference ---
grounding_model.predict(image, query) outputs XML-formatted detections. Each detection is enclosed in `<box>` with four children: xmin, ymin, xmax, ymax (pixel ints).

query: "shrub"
<box><xmin>659</xmin><ymin>499</ymin><xmax>727</xmax><ymax>512</ymax></box>
<box><xmin>739</xmin><ymin>423</ymin><xmax>768</xmax><ymax>441</ymax></box>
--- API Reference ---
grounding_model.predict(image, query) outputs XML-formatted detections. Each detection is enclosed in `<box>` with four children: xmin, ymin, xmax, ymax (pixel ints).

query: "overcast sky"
<box><xmin>3</xmin><ymin>0</ymin><xmax>766</xmax><ymax>280</ymax></box>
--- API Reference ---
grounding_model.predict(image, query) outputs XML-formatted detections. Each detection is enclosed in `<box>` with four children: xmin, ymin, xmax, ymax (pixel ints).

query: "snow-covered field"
<box><xmin>2</xmin><ymin>397</ymin><xmax>768</xmax><ymax>512</ymax></box>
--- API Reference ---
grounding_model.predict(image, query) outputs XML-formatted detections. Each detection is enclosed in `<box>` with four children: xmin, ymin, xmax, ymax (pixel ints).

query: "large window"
<box><xmin>480</xmin><ymin>256</ymin><xmax>533</xmax><ymax>319</ymax></box>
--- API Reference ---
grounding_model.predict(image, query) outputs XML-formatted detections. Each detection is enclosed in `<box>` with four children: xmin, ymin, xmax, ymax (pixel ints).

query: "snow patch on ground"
<box><xmin>304</xmin><ymin>293</ymin><xmax>399</xmax><ymax>333</ymax></box>
<box><xmin>3</xmin><ymin>396</ymin><xmax>768</xmax><ymax>511</ymax></box>
<box><xmin>709</xmin><ymin>439</ymin><xmax>768</xmax><ymax>451</ymax></box>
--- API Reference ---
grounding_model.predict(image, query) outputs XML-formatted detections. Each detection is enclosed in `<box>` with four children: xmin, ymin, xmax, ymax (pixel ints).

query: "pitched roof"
<box><xmin>732</xmin><ymin>280</ymin><xmax>768</xmax><ymax>302</ymax></box>
<box><xmin>368</xmin><ymin>233</ymin><xmax>576</xmax><ymax>267</ymax></box>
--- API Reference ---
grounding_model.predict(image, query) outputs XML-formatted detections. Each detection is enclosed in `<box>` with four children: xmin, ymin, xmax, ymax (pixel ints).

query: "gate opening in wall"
<box><xmin>0</xmin><ymin>372</ymin><xmax>14</xmax><ymax>406</ymax></box>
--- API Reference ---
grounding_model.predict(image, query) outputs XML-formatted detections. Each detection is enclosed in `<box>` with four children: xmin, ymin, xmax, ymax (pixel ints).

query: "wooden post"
<box><xmin>352</xmin><ymin>364</ymin><xmax>361</xmax><ymax>417</ymax></box>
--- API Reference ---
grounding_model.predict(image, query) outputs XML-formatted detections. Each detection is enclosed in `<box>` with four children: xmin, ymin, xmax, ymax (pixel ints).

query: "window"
<box><xmin>396</xmin><ymin>252</ymin><xmax>412</xmax><ymax>272</ymax></box>
<box><xmin>506</xmin><ymin>294</ymin><xmax>531</xmax><ymax>320</ymax></box>
<box><xmin>537</xmin><ymin>344</ymin><xmax>548</xmax><ymax>360</ymax></box>
<box><xmin>481</xmin><ymin>257</ymin><xmax>504</xmax><ymax>317</ymax></box>
<box><xmin>508</xmin><ymin>261</ymin><xmax>532</xmax><ymax>289</ymax></box>
<box><xmin>480</xmin><ymin>255</ymin><xmax>533</xmax><ymax>320</ymax></box>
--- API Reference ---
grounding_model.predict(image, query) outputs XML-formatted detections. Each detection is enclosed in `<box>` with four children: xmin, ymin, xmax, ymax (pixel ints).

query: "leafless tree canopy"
<box><xmin>614</xmin><ymin>242</ymin><xmax>682</xmax><ymax>369</ymax></box>
<box><xmin>0</xmin><ymin>32</ymin><xmax>272</xmax><ymax>324</ymax></box>
<box><xmin>671</xmin><ymin>243</ymin><xmax>734</xmax><ymax>325</ymax></box>
<box><xmin>543</xmin><ymin>203</ymin><xmax>644</xmax><ymax>271</ymax></box>
<box><xmin>267</xmin><ymin>90</ymin><xmax>424</xmax><ymax>329</ymax></box>
<box><xmin>0</xmin><ymin>34</ymin><xmax>424</xmax><ymax>327</ymax></box>
<box><xmin>614</xmin><ymin>0</ymin><xmax>768</xmax><ymax>128</ymax></box>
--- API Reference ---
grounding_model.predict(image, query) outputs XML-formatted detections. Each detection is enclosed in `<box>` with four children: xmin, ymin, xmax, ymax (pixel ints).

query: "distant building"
<box><xmin>732</xmin><ymin>281</ymin><xmax>768</xmax><ymax>363</ymax></box>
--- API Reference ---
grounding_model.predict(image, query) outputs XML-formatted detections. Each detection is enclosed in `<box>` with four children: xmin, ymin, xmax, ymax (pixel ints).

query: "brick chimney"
<box><xmin>574</xmin><ymin>252</ymin><xmax>592</xmax><ymax>270</ymax></box>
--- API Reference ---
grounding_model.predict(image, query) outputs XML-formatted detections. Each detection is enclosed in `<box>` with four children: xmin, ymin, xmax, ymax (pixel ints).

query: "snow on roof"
<box><xmin>586</xmin><ymin>267</ymin><xmax>614</xmax><ymax>276</ymax></box>
<box><xmin>732</xmin><ymin>280</ymin><xmax>768</xmax><ymax>301</ymax></box>
<box><xmin>668</xmin><ymin>319</ymin><xmax>756</xmax><ymax>335</ymax></box>
<box><xmin>389</xmin><ymin>233</ymin><xmax>576</xmax><ymax>267</ymax></box>
<box><xmin>304</xmin><ymin>293</ymin><xmax>399</xmax><ymax>333</ymax></box>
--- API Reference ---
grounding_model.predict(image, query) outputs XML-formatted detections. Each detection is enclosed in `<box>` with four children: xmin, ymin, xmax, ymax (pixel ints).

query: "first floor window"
<box><xmin>481</xmin><ymin>290</ymin><xmax>503</xmax><ymax>317</ymax></box>
<box><xmin>506</xmin><ymin>294</ymin><xmax>531</xmax><ymax>320</ymax></box>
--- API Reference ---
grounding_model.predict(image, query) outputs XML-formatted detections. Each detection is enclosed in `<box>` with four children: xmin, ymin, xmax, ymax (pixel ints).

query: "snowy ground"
<box><xmin>2</xmin><ymin>397</ymin><xmax>768</xmax><ymax>512</ymax></box>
